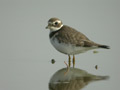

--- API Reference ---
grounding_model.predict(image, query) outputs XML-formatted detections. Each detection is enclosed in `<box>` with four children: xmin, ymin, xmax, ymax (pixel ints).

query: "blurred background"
<box><xmin>0</xmin><ymin>0</ymin><xmax>119</xmax><ymax>90</ymax></box>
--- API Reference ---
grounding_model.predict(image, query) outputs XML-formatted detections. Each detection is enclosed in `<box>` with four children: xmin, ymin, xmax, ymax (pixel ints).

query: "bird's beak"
<box><xmin>46</xmin><ymin>26</ymin><xmax>48</xmax><ymax>29</ymax></box>
<box><xmin>46</xmin><ymin>24</ymin><xmax>51</xmax><ymax>29</ymax></box>
<box><xmin>46</xmin><ymin>24</ymin><xmax>50</xmax><ymax>29</ymax></box>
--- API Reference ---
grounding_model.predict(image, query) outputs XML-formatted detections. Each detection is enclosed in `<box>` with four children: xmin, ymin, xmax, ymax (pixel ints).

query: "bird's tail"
<box><xmin>98</xmin><ymin>45</ymin><xmax>110</xmax><ymax>49</ymax></box>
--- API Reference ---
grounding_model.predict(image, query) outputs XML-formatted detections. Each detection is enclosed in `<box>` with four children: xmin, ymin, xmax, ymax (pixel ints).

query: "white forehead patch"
<box><xmin>50</xmin><ymin>24</ymin><xmax>63</xmax><ymax>31</ymax></box>
<box><xmin>53</xmin><ymin>20</ymin><xmax>62</xmax><ymax>23</ymax></box>
<box><xmin>48</xmin><ymin>22</ymin><xmax>53</xmax><ymax>24</ymax></box>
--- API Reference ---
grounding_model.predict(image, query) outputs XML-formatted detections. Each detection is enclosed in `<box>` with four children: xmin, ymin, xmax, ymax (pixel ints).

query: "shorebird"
<box><xmin>46</xmin><ymin>17</ymin><xmax>110</xmax><ymax>67</ymax></box>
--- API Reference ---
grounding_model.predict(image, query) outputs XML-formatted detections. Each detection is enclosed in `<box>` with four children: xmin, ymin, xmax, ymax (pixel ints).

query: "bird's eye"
<box><xmin>54</xmin><ymin>22</ymin><xmax>58</xmax><ymax>25</ymax></box>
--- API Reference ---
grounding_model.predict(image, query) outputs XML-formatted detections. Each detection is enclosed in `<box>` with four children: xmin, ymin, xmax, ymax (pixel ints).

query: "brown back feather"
<box><xmin>54</xmin><ymin>25</ymin><xmax>98</xmax><ymax>47</ymax></box>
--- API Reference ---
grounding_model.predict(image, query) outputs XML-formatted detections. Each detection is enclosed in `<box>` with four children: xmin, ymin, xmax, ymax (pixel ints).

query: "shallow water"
<box><xmin>0</xmin><ymin>58</ymin><xmax>117</xmax><ymax>90</ymax></box>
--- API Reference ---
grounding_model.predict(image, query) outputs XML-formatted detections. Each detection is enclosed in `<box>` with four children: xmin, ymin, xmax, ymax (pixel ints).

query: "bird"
<box><xmin>46</xmin><ymin>17</ymin><xmax>110</xmax><ymax>67</ymax></box>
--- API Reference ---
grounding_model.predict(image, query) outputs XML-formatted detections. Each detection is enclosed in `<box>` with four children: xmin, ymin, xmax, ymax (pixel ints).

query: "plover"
<box><xmin>46</xmin><ymin>17</ymin><xmax>110</xmax><ymax>67</ymax></box>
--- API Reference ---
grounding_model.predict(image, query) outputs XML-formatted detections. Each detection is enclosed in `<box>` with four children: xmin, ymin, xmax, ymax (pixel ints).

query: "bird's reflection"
<box><xmin>49</xmin><ymin>67</ymin><xmax>109</xmax><ymax>90</ymax></box>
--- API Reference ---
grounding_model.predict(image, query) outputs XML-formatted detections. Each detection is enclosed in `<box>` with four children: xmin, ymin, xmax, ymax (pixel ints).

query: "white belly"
<box><xmin>50</xmin><ymin>38</ymin><xmax>93</xmax><ymax>55</ymax></box>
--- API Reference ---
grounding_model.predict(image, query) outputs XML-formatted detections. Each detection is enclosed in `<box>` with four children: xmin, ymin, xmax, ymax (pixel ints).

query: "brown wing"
<box><xmin>56</xmin><ymin>25</ymin><xmax>99</xmax><ymax>47</ymax></box>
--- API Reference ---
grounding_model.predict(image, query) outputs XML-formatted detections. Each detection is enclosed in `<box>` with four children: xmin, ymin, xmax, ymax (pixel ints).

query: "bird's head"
<box><xmin>46</xmin><ymin>18</ymin><xmax>63</xmax><ymax>31</ymax></box>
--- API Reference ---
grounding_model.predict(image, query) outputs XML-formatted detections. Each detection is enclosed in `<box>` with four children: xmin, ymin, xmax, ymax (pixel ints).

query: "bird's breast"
<box><xmin>50</xmin><ymin>37</ymin><xmax>89</xmax><ymax>55</ymax></box>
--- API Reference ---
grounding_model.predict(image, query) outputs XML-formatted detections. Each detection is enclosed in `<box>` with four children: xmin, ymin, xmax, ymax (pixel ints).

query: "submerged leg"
<box><xmin>73</xmin><ymin>55</ymin><xmax>75</xmax><ymax>68</ymax></box>
<box><xmin>68</xmin><ymin>55</ymin><xmax>71</xmax><ymax>67</ymax></box>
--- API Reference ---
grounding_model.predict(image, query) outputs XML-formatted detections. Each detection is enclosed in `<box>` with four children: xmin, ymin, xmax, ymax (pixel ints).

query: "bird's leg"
<box><xmin>73</xmin><ymin>55</ymin><xmax>75</xmax><ymax>68</ymax></box>
<box><xmin>68</xmin><ymin>55</ymin><xmax>71</xmax><ymax>67</ymax></box>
